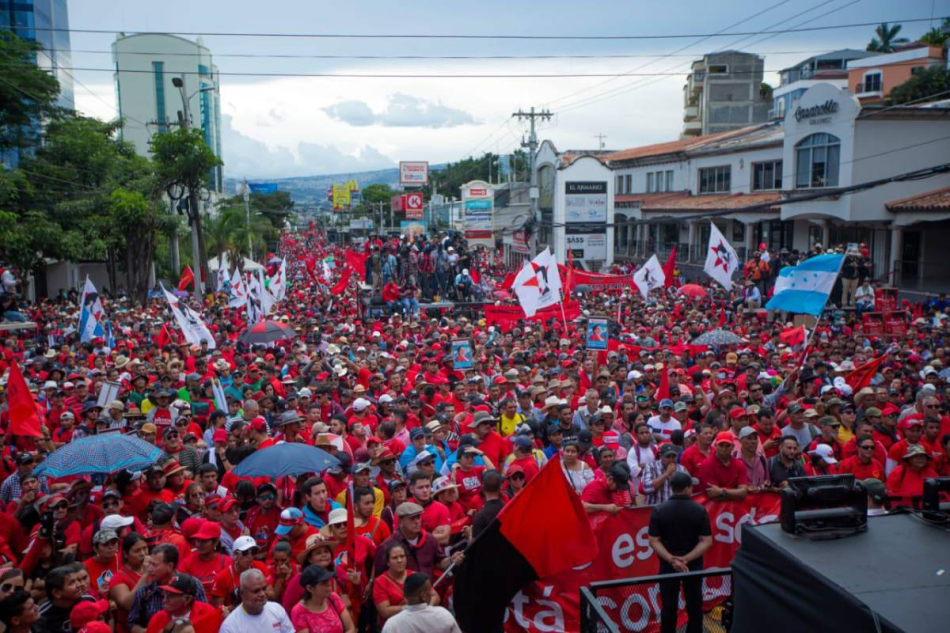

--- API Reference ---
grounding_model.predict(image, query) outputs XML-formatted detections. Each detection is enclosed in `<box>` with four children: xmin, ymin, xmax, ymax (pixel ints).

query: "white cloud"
<box><xmin>324</xmin><ymin>93</ymin><xmax>478</xmax><ymax>129</ymax></box>
<box><xmin>220</xmin><ymin>114</ymin><xmax>395</xmax><ymax>179</ymax></box>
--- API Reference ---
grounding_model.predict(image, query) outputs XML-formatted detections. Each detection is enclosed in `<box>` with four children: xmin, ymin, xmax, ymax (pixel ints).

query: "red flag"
<box><xmin>566</xmin><ymin>249</ymin><xmax>575</xmax><ymax>292</ymax></box>
<box><xmin>178</xmin><ymin>265</ymin><xmax>195</xmax><ymax>291</ymax></box>
<box><xmin>779</xmin><ymin>325</ymin><xmax>806</xmax><ymax>346</ymax></box>
<box><xmin>305</xmin><ymin>257</ymin><xmax>317</xmax><ymax>281</ymax></box>
<box><xmin>662</xmin><ymin>247</ymin><xmax>677</xmax><ymax>288</ymax></box>
<box><xmin>155</xmin><ymin>324</ymin><xmax>172</xmax><ymax>348</ymax></box>
<box><xmin>655</xmin><ymin>364</ymin><xmax>671</xmax><ymax>402</ymax></box>
<box><xmin>454</xmin><ymin>459</ymin><xmax>597</xmax><ymax>631</ymax></box>
<box><xmin>845</xmin><ymin>354</ymin><xmax>887</xmax><ymax>392</ymax></box>
<box><xmin>7</xmin><ymin>362</ymin><xmax>42</xmax><ymax>438</ymax></box>
<box><xmin>500</xmin><ymin>270</ymin><xmax>517</xmax><ymax>290</ymax></box>
<box><xmin>345</xmin><ymin>483</ymin><xmax>356</xmax><ymax>573</ymax></box>
<box><xmin>718</xmin><ymin>306</ymin><xmax>727</xmax><ymax>328</ymax></box>
<box><xmin>330</xmin><ymin>268</ymin><xmax>352</xmax><ymax>295</ymax></box>
<box><xmin>470</xmin><ymin>267</ymin><xmax>481</xmax><ymax>285</ymax></box>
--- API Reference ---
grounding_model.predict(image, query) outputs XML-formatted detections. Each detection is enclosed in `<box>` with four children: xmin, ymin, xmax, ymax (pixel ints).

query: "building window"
<box><xmin>665</xmin><ymin>170</ymin><xmax>674</xmax><ymax>192</ymax></box>
<box><xmin>699</xmin><ymin>165</ymin><xmax>731</xmax><ymax>194</ymax></box>
<box><xmin>616</xmin><ymin>175</ymin><xmax>624</xmax><ymax>194</ymax></box>
<box><xmin>708</xmin><ymin>64</ymin><xmax>728</xmax><ymax>75</ymax></box>
<box><xmin>862</xmin><ymin>71</ymin><xmax>882</xmax><ymax>93</ymax></box>
<box><xmin>625</xmin><ymin>175</ymin><xmax>632</xmax><ymax>194</ymax></box>
<box><xmin>795</xmin><ymin>133</ymin><xmax>840</xmax><ymax>188</ymax></box>
<box><xmin>152</xmin><ymin>62</ymin><xmax>166</xmax><ymax>132</ymax></box>
<box><xmin>752</xmin><ymin>161</ymin><xmax>783</xmax><ymax>191</ymax></box>
<box><xmin>647</xmin><ymin>172</ymin><xmax>655</xmax><ymax>193</ymax></box>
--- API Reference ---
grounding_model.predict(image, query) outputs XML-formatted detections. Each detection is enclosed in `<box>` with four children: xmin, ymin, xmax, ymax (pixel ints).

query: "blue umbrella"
<box><xmin>35</xmin><ymin>434</ymin><xmax>164</xmax><ymax>477</ymax></box>
<box><xmin>232</xmin><ymin>443</ymin><xmax>340</xmax><ymax>478</ymax></box>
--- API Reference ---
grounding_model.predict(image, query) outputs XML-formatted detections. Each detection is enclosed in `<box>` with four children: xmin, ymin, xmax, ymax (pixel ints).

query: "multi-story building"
<box><xmin>847</xmin><ymin>44</ymin><xmax>947</xmax><ymax>104</ymax></box>
<box><xmin>682</xmin><ymin>51</ymin><xmax>770</xmax><ymax>138</ymax></box>
<box><xmin>112</xmin><ymin>33</ymin><xmax>223</xmax><ymax>192</ymax></box>
<box><xmin>1</xmin><ymin>0</ymin><xmax>74</xmax><ymax>166</ymax></box>
<box><xmin>772</xmin><ymin>49</ymin><xmax>872</xmax><ymax>119</ymax></box>
<box><xmin>604</xmin><ymin>83</ymin><xmax>950</xmax><ymax>292</ymax></box>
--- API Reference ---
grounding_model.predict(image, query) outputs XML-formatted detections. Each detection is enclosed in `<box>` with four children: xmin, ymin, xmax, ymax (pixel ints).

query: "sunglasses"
<box><xmin>859</xmin><ymin>445</ymin><xmax>875</xmax><ymax>450</ymax></box>
<box><xmin>0</xmin><ymin>583</ymin><xmax>22</xmax><ymax>593</ymax></box>
<box><xmin>258</xmin><ymin>494</ymin><xmax>276</xmax><ymax>501</ymax></box>
<box><xmin>238</xmin><ymin>547</ymin><xmax>261</xmax><ymax>556</ymax></box>
<box><xmin>52</xmin><ymin>503</ymin><xmax>68</xmax><ymax>511</ymax></box>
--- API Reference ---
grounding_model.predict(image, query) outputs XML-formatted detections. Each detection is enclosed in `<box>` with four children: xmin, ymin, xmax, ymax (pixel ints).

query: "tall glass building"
<box><xmin>0</xmin><ymin>0</ymin><xmax>75</xmax><ymax>109</ymax></box>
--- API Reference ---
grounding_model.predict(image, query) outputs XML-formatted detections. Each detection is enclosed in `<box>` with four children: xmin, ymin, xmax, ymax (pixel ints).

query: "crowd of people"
<box><xmin>0</xmin><ymin>227</ymin><xmax>948</xmax><ymax>633</ymax></box>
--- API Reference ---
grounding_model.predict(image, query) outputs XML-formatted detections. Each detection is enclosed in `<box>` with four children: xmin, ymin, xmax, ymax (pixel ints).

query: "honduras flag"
<box><xmin>78</xmin><ymin>276</ymin><xmax>105</xmax><ymax>343</ymax></box>
<box><xmin>766</xmin><ymin>254</ymin><xmax>844</xmax><ymax>315</ymax></box>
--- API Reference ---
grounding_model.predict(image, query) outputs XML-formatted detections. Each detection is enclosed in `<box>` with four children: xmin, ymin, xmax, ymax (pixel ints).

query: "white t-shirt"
<box><xmin>647</xmin><ymin>415</ymin><xmax>682</xmax><ymax>441</ymax></box>
<box><xmin>220</xmin><ymin>602</ymin><xmax>294</xmax><ymax>633</ymax></box>
<box><xmin>1</xmin><ymin>269</ymin><xmax>16</xmax><ymax>293</ymax></box>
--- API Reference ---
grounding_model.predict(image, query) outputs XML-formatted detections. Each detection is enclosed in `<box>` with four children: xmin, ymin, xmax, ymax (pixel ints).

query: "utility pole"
<box><xmin>594</xmin><ymin>133</ymin><xmax>607</xmax><ymax>150</ymax></box>
<box><xmin>242</xmin><ymin>178</ymin><xmax>253</xmax><ymax>261</ymax></box>
<box><xmin>151</xmin><ymin>119</ymin><xmax>181</xmax><ymax>275</ymax></box>
<box><xmin>512</xmin><ymin>107</ymin><xmax>553</xmax><ymax>233</ymax></box>
<box><xmin>172</xmin><ymin>75</ymin><xmax>206</xmax><ymax>295</ymax></box>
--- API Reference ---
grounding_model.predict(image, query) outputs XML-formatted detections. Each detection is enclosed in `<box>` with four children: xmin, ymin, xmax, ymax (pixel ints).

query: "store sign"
<box><xmin>565</xmin><ymin>181</ymin><xmax>608</xmax><ymax>262</ymax></box>
<box><xmin>399</xmin><ymin>161</ymin><xmax>429</xmax><ymax>186</ymax></box>
<box><xmin>461</xmin><ymin>180</ymin><xmax>494</xmax><ymax>248</ymax></box>
<box><xmin>405</xmin><ymin>192</ymin><xmax>424</xmax><ymax>219</ymax></box>
<box><xmin>565</xmin><ymin>230</ymin><xmax>607</xmax><ymax>261</ymax></box>
<box><xmin>794</xmin><ymin>99</ymin><xmax>839</xmax><ymax>124</ymax></box>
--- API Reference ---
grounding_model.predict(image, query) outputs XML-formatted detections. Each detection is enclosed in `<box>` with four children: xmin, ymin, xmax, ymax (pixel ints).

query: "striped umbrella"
<box><xmin>35</xmin><ymin>434</ymin><xmax>164</xmax><ymax>477</ymax></box>
<box><xmin>239</xmin><ymin>320</ymin><xmax>295</xmax><ymax>345</ymax></box>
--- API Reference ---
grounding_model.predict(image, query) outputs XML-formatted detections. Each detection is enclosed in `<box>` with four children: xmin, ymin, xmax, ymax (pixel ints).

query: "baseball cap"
<box><xmin>232</xmin><ymin>535</ymin><xmax>259</xmax><ymax>553</ymax></box>
<box><xmin>193</xmin><ymin>521</ymin><xmax>222</xmax><ymax>541</ymax></box>
<box><xmin>275</xmin><ymin>507</ymin><xmax>304</xmax><ymax>535</ymax></box>
<box><xmin>69</xmin><ymin>600</ymin><xmax>110</xmax><ymax>628</ymax></box>
<box><xmin>738</xmin><ymin>426</ymin><xmax>757</xmax><ymax>439</ymax></box>
<box><xmin>607</xmin><ymin>464</ymin><xmax>630</xmax><ymax>491</ymax></box>
<box><xmin>327</xmin><ymin>508</ymin><xmax>348</xmax><ymax>526</ymax></box>
<box><xmin>100</xmin><ymin>513</ymin><xmax>134</xmax><ymax>530</ymax></box>
<box><xmin>658</xmin><ymin>444</ymin><xmax>678</xmax><ymax>457</ymax></box>
<box><xmin>864</xmin><ymin>407</ymin><xmax>882</xmax><ymax>417</ymax></box>
<box><xmin>862</xmin><ymin>478</ymin><xmax>887</xmax><ymax>504</ymax></box>
<box><xmin>809</xmin><ymin>443</ymin><xmax>837</xmax><ymax>464</ymax></box>
<box><xmin>714</xmin><ymin>432</ymin><xmax>735</xmax><ymax>445</ymax></box>
<box><xmin>659</xmin><ymin>399</ymin><xmax>674</xmax><ymax>409</ymax></box>
<box><xmin>729</xmin><ymin>408</ymin><xmax>749</xmax><ymax>420</ymax></box>
<box><xmin>673</xmin><ymin>402</ymin><xmax>689</xmax><ymax>413</ymax></box>
<box><xmin>92</xmin><ymin>529</ymin><xmax>119</xmax><ymax>545</ymax></box>
<box><xmin>512</xmin><ymin>435</ymin><xmax>533</xmax><ymax>451</ymax></box>
<box><xmin>670</xmin><ymin>471</ymin><xmax>699</xmax><ymax>491</ymax></box>
<box><xmin>159</xmin><ymin>574</ymin><xmax>198</xmax><ymax>596</ymax></box>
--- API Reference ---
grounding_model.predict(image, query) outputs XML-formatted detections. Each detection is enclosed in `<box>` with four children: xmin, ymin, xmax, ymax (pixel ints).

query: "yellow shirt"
<box><xmin>336</xmin><ymin>486</ymin><xmax>385</xmax><ymax>518</ymax></box>
<box><xmin>837</xmin><ymin>425</ymin><xmax>855</xmax><ymax>445</ymax></box>
<box><xmin>499</xmin><ymin>413</ymin><xmax>525</xmax><ymax>438</ymax></box>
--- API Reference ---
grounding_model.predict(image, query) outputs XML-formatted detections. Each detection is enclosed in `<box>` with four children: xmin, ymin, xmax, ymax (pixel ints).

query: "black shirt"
<box><xmin>768</xmin><ymin>455</ymin><xmax>806</xmax><ymax>487</ymax></box>
<box><xmin>648</xmin><ymin>495</ymin><xmax>711</xmax><ymax>558</ymax></box>
<box><xmin>472</xmin><ymin>498</ymin><xmax>505</xmax><ymax>538</ymax></box>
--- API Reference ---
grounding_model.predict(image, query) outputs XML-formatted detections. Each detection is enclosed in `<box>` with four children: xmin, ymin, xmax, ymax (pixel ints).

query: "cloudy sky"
<box><xmin>68</xmin><ymin>0</ymin><xmax>946</xmax><ymax>179</ymax></box>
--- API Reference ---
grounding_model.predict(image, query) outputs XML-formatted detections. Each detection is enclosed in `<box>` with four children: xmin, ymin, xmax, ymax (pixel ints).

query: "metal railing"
<box><xmin>580</xmin><ymin>568</ymin><xmax>733</xmax><ymax>633</ymax></box>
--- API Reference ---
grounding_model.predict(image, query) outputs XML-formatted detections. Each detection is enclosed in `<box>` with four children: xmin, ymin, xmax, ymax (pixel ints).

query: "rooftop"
<box><xmin>606</xmin><ymin>123</ymin><xmax>778</xmax><ymax>164</ymax></box>
<box><xmin>886</xmin><ymin>187</ymin><xmax>950</xmax><ymax>212</ymax></box>
<box><xmin>641</xmin><ymin>192</ymin><xmax>781</xmax><ymax>212</ymax></box>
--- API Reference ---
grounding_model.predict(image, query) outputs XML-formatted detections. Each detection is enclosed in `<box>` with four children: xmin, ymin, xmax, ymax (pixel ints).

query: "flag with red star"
<box><xmin>704</xmin><ymin>221</ymin><xmax>740</xmax><ymax>291</ymax></box>
<box><xmin>513</xmin><ymin>248</ymin><xmax>562</xmax><ymax>317</ymax></box>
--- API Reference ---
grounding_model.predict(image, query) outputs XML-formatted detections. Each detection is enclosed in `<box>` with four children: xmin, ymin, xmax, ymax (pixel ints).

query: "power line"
<box><xmin>6</xmin><ymin>17</ymin><xmax>941</xmax><ymax>39</ymax></box>
<box><xmin>52</xmin><ymin>47</ymin><xmax>840</xmax><ymax>61</ymax></box>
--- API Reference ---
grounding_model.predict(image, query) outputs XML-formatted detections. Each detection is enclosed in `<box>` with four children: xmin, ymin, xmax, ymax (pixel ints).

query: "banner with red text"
<box><xmin>560</xmin><ymin>266</ymin><xmax>636</xmax><ymax>293</ymax></box>
<box><xmin>485</xmin><ymin>300</ymin><xmax>581</xmax><ymax>331</ymax></box>
<box><xmin>503</xmin><ymin>493</ymin><xmax>781</xmax><ymax>632</ymax></box>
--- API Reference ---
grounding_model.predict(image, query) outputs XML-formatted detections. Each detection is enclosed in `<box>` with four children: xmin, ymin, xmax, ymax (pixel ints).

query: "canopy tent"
<box><xmin>207</xmin><ymin>253</ymin><xmax>264</xmax><ymax>272</ymax></box>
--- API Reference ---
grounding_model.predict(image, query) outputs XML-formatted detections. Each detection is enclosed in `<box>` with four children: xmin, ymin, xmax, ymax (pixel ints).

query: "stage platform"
<box><xmin>732</xmin><ymin>512</ymin><xmax>950</xmax><ymax>633</ymax></box>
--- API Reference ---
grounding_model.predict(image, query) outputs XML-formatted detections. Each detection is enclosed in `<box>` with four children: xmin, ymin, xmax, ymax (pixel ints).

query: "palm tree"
<box><xmin>867</xmin><ymin>22</ymin><xmax>909</xmax><ymax>53</ymax></box>
<box><xmin>918</xmin><ymin>19</ymin><xmax>950</xmax><ymax>47</ymax></box>
<box><xmin>205</xmin><ymin>206</ymin><xmax>274</xmax><ymax>274</ymax></box>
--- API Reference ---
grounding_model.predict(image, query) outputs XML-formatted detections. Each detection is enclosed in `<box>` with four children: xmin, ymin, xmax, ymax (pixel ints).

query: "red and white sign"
<box><xmin>405</xmin><ymin>192</ymin><xmax>424</xmax><ymax>219</ymax></box>
<box><xmin>399</xmin><ymin>161</ymin><xmax>429</xmax><ymax>186</ymax></box>
<box><xmin>470</xmin><ymin>188</ymin><xmax>488</xmax><ymax>196</ymax></box>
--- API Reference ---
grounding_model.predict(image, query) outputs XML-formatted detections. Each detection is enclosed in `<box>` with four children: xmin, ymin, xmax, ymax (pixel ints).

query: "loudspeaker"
<box><xmin>780</xmin><ymin>474</ymin><xmax>867</xmax><ymax>540</ymax></box>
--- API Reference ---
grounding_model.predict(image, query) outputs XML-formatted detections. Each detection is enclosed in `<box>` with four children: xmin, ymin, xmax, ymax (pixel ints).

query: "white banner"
<box><xmin>161</xmin><ymin>285</ymin><xmax>216</xmax><ymax>348</ymax></box>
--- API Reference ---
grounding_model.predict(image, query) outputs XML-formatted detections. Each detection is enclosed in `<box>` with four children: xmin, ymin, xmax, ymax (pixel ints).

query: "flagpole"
<box><xmin>558</xmin><ymin>288</ymin><xmax>570</xmax><ymax>334</ymax></box>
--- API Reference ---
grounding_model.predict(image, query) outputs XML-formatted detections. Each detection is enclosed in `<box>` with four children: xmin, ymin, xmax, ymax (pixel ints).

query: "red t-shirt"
<box><xmin>110</xmin><ymin>565</ymin><xmax>143</xmax><ymax>633</ymax></box>
<box><xmin>84</xmin><ymin>554</ymin><xmax>120</xmax><ymax>598</ymax></box>
<box><xmin>836</xmin><ymin>456</ymin><xmax>885</xmax><ymax>481</ymax></box>
<box><xmin>841</xmin><ymin>437</ymin><xmax>888</xmax><ymax>469</ymax></box>
<box><xmin>679</xmin><ymin>445</ymin><xmax>710</xmax><ymax>477</ymax></box>
<box><xmin>418</xmin><ymin>499</ymin><xmax>451</xmax><ymax>534</ymax></box>
<box><xmin>452</xmin><ymin>465</ymin><xmax>486</xmax><ymax>509</ymax></box>
<box><xmin>886</xmin><ymin>465</ymin><xmax>938</xmax><ymax>507</ymax></box>
<box><xmin>753</xmin><ymin>425</ymin><xmax>783</xmax><ymax>459</ymax></box>
<box><xmin>476</xmin><ymin>432</ymin><xmax>511</xmax><ymax>468</ymax></box>
<box><xmin>372</xmin><ymin>572</ymin><xmax>405</xmax><ymax>621</ymax></box>
<box><xmin>508</xmin><ymin>455</ymin><xmax>540</xmax><ymax>483</ymax></box>
<box><xmin>179</xmin><ymin>552</ymin><xmax>233</xmax><ymax>595</ymax></box>
<box><xmin>355</xmin><ymin>516</ymin><xmax>392</xmax><ymax>548</ymax></box>
<box><xmin>145</xmin><ymin>602</ymin><xmax>222</xmax><ymax>633</ymax></box>
<box><xmin>210</xmin><ymin>561</ymin><xmax>268</xmax><ymax>606</ymax></box>
<box><xmin>696</xmin><ymin>454</ymin><xmax>749</xmax><ymax>490</ymax></box>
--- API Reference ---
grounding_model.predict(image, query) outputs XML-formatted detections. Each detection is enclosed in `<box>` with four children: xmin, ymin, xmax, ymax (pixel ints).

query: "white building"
<box><xmin>112</xmin><ymin>33</ymin><xmax>223</xmax><ymax>193</ymax></box>
<box><xmin>601</xmin><ymin>83</ymin><xmax>950</xmax><ymax>292</ymax></box>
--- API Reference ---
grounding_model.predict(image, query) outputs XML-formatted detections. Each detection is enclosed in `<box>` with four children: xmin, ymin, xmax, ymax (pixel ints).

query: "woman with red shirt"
<box><xmin>886</xmin><ymin>445</ymin><xmax>938</xmax><ymax>508</ymax></box>
<box><xmin>109</xmin><ymin>532</ymin><xmax>149</xmax><ymax>633</ymax></box>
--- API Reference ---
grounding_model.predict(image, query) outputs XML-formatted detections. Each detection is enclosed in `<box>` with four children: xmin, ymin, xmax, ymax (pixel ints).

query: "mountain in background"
<box><xmin>224</xmin><ymin>165</ymin><xmax>445</xmax><ymax>205</ymax></box>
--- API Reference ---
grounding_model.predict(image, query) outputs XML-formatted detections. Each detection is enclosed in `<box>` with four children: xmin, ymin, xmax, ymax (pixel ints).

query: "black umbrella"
<box><xmin>240</xmin><ymin>320</ymin><xmax>295</xmax><ymax>345</ymax></box>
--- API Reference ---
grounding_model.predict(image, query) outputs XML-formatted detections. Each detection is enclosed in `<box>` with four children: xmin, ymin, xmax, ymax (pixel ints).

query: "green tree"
<box><xmin>867</xmin><ymin>22</ymin><xmax>909</xmax><ymax>53</ymax></box>
<box><xmin>428</xmin><ymin>153</ymin><xmax>499</xmax><ymax>199</ymax></box>
<box><xmin>918</xmin><ymin>20</ymin><xmax>950</xmax><ymax>47</ymax></box>
<box><xmin>0</xmin><ymin>31</ymin><xmax>62</xmax><ymax>152</ymax></box>
<box><xmin>150</xmin><ymin>128</ymin><xmax>222</xmax><ymax>293</ymax></box>
<box><xmin>205</xmin><ymin>204</ymin><xmax>276</xmax><ymax>271</ymax></box>
<box><xmin>109</xmin><ymin>188</ymin><xmax>173</xmax><ymax>304</ymax></box>
<box><xmin>889</xmin><ymin>66</ymin><xmax>950</xmax><ymax>105</ymax></box>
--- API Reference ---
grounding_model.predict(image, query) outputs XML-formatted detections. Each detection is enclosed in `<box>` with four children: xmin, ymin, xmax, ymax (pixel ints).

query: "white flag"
<box><xmin>512</xmin><ymin>247</ymin><xmax>562</xmax><ymax>317</ymax></box>
<box><xmin>633</xmin><ymin>254</ymin><xmax>666</xmax><ymax>301</ymax></box>
<box><xmin>246</xmin><ymin>273</ymin><xmax>265</xmax><ymax>323</ymax></box>
<box><xmin>268</xmin><ymin>260</ymin><xmax>287</xmax><ymax>303</ymax></box>
<box><xmin>160</xmin><ymin>284</ymin><xmax>216</xmax><ymax>349</ymax></box>
<box><xmin>704</xmin><ymin>222</ymin><xmax>740</xmax><ymax>291</ymax></box>
<box><xmin>259</xmin><ymin>269</ymin><xmax>275</xmax><ymax>316</ymax></box>
<box><xmin>229</xmin><ymin>269</ymin><xmax>247</xmax><ymax>308</ymax></box>
<box><xmin>78</xmin><ymin>276</ymin><xmax>104</xmax><ymax>343</ymax></box>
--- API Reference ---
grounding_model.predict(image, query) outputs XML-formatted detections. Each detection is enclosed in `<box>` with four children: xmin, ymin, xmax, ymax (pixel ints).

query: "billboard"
<box><xmin>461</xmin><ymin>180</ymin><xmax>494</xmax><ymax>249</ymax></box>
<box><xmin>332</xmin><ymin>185</ymin><xmax>350</xmax><ymax>209</ymax></box>
<box><xmin>404</xmin><ymin>192</ymin><xmax>424</xmax><ymax>219</ymax></box>
<box><xmin>399</xmin><ymin>161</ymin><xmax>429</xmax><ymax>186</ymax></box>
<box><xmin>248</xmin><ymin>182</ymin><xmax>278</xmax><ymax>194</ymax></box>
<box><xmin>565</xmin><ymin>181</ymin><xmax>608</xmax><ymax>262</ymax></box>
<box><xmin>400</xmin><ymin>220</ymin><xmax>428</xmax><ymax>237</ymax></box>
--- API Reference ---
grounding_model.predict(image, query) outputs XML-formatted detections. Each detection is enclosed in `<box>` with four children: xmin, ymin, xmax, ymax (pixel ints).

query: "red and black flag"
<box><xmin>453</xmin><ymin>458</ymin><xmax>598</xmax><ymax>632</ymax></box>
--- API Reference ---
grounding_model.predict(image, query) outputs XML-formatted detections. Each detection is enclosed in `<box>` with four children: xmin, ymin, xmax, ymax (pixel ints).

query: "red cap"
<box><xmin>219</xmin><ymin>497</ymin><xmax>239</xmax><ymax>513</ymax></box>
<box><xmin>180</xmin><ymin>517</ymin><xmax>206</xmax><ymax>540</ymax></box>
<box><xmin>492</xmin><ymin>375</ymin><xmax>507</xmax><ymax>385</ymax></box>
<box><xmin>729</xmin><ymin>408</ymin><xmax>749</xmax><ymax>420</ymax></box>
<box><xmin>248</xmin><ymin>364</ymin><xmax>260</xmax><ymax>372</ymax></box>
<box><xmin>80</xmin><ymin>623</ymin><xmax>112</xmax><ymax>633</ymax></box>
<box><xmin>212</xmin><ymin>428</ymin><xmax>228</xmax><ymax>443</ymax></box>
<box><xmin>900</xmin><ymin>413</ymin><xmax>924</xmax><ymax>429</ymax></box>
<box><xmin>715</xmin><ymin>431</ymin><xmax>735</xmax><ymax>445</ymax></box>
<box><xmin>249</xmin><ymin>417</ymin><xmax>268</xmax><ymax>433</ymax></box>
<box><xmin>193</xmin><ymin>521</ymin><xmax>222</xmax><ymax>541</ymax></box>
<box><xmin>366</xmin><ymin>437</ymin><xmax>382</xmax><ymax>445</ymax></box>
<box><xmin>70</xmin><ymin>600</ymin><xmax>110</xmax><ymax>628</ymax></box>
<box><xmin>880</xmin><ymin>404</ymin><xmax>901</xmax><ymax>416</ymax></box>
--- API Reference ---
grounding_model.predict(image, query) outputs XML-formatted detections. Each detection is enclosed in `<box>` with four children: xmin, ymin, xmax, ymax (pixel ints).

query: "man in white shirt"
<box><xmin>219</xmin><ymin>569</ymin><xmax>294</xmax><ymax>633</ymax></box>
<box><xmin>647</xmin><ymin>399</ymin><xmax>682</xmax><ymax>443</ymax></box>
<box><xmin>382</xmin><ymin>572</ymin><xmax>461</xmax><ymax>633</ymax></box>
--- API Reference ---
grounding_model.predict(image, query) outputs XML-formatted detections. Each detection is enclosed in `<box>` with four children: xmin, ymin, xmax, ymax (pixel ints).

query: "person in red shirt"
<box><xmin>920</xmin><ymin>418</ymin><xmax>944</xmax><ymax>462</ymax></box>
<box><xmin>248</xmin><ymin>417</ymin><xmax>276</xmax><ymax>451</ymax></box>
<box><xmin>581</xmin><ymin>464</ymin><xmax>633</xmax><ymax>514</ymax></box>
<box><xmin>751</xmin><ymin>410</ymin><xmax>783</xmax><ymax>459</ymax></box>
<box><xmin>887</xmin><ymin>417</ymin><xmax>924</xmax><ymax>472</ymax></box>
<box><xmin>83</xmin><ymin>528</ymin><xmax>120</xmax><ymax>599</ymax></box>
<box><xmin>467</xmin><ymin>411</ymin><xmax>509</xmax><ymax>468</ymax></box>
<box><xmin>841</xmin><ymin>421</ymin><xmax>888</xmax><ymax>468</ymax></box>
<box><xmin>837</xmin><ymin>437</ymin><xmax>885</xmax><ymax>481</ymax></box>
<box><xmin>805</xmin><ymin>444</ymin><xmax>839</xmax><ymax>476</ymax></box>
<box><xmin>243</xmin><ymin>483</ymin><xmax>281</xmax><ymax>550</ymax></box>
<box><xmin>210</xmin><ymin>535</ymin><xmax>269</xmax><ymax>609</ymax></box>
<box><xmin>680</xmin><ymin>424</ymin><xmax>714</xmax><ymax>477</ymax></box>
<box><xmin>871</xmin><ymin>405</ymin><xmax>901</xmax><ymax>451</ymax></box>
<box><xmin>125</xmin><ymin>466</ymin><xmax>176</xmax><ymax>522</ymax></box>
<box><xmin>352</xmin><ymin>486</ymin><xmax>392</xmax><ymax>548</ymax></box>
<box><xmin>178</xmin><ymin>521</ymin><xmax>232</xmax><ymax>596</ymax></box>
<box><xmin>146</xmin><ymin>573</ymin><xmax>223</xmax><ymax>633</ymax></box>
<box><xmin>431</xmin><ymin>476</ymin><xmax>470</xmax><ymax>538</ymax></box>
<box><xmin>886</xmin><ymin>444</ymin><xmax>938</xmax><ymax>508</ymax></box>
<box><xmin>506</xmin><ymin>436</ymin><xmax>541</xmax><ymax>483</ymax></box>
<box><xmin>409</xmin><ymin>472</ymin><xmax>451</xmax><ymax>545</ymax></box>
<box><xmin>269</xmin><ymin>508</ymin><xmax>318</xmax><ymax>563</ymax></box>
<box><xmin>451</xmin><ymin>445</ymin><xmax>492</xmax><ymax>513</ymax></box>
<box><xmin>696</xmin><ymin>432</ymin><xmax>749</xmax><ymax>501</ymax></box>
